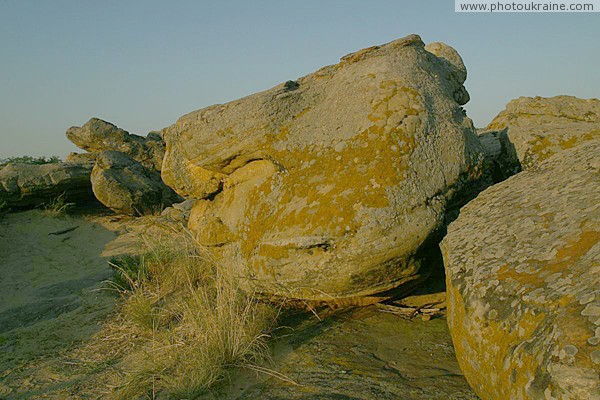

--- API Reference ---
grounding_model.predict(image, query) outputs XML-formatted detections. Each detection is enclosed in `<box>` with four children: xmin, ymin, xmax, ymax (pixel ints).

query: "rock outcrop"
<box><xmin>441</xmin><ymin>139</ymin><xmax>600</xmax><ymax>399</ymax></box>
<box><xmin>481</xmin><ymin>96</ymin><xmax>600</xmax><ymax>170</ymax></box>
<box><xmin>67</xmin><ymin>118</ymin><xmax>165</xmax><ymax>171</ymax></box>
<box><xmin>65</xmin><ymin>152</ymin><xmax>97</xmax><ymax>166</ymax></box>
<box><xmin>0</xmin><ymin>162</ymin><xmax>93</xmax><ymax>208</ymax></box>
<box><xmin>162</xmin><ymin>34</ymin><xmax>485</xmax><ymax>301</ymax></box>
<box><xmin>476</xmin><ymin>129</ymin><xmax>521</xmax><ymax>183</ymax></box>
<box><xmin>91</xmin><ymin>151</ymin><xmax>180</xmax><ymax>216</ymax></box>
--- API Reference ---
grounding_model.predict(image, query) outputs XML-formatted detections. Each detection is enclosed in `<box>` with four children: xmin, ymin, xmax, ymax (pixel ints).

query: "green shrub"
<box><xmin>0</xmin><ymin>155</ymin><xmax>61</xmax><ymax>167</ymax></box>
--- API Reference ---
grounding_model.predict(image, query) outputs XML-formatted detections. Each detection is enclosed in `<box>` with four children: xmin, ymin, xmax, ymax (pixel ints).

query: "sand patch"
<box><xmin>0</xmin><ymin>210</ymin><xmax>118</xmax><ymax>398</ymax></box>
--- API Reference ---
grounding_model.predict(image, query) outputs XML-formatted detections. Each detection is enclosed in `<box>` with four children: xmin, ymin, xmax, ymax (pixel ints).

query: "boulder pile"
<box><xmin>65</xmin><ymin>118</ymin><xmax>180</xmax><ymax>215</ymax></box>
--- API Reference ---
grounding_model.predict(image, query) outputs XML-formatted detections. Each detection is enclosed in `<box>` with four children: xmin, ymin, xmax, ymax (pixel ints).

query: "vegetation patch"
<box><xmin>41</xmin><ymin>193</ymin><xmax>74</xmax><ymax>217</ymax></box>
<box><xmin>0</xmin><ymin>200</ymin><xmax>8</xmax><ymax>216</ymax></box>
<box><xmin>106</xmin><ymin>233</ymin><xmax>279</xmax><ymax>399</ymax></box>
<box><xmin>0</xmin><ymin>155</ymin><xmax>61</xmax><ymax>167</ymax></box>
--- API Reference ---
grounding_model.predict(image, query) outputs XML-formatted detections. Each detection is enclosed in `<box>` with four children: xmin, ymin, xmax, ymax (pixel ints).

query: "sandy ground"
<box><xmin>0</xmin><ymin>209</ymin><xmax>475</xmax><ymax>399</ymax></box>
<box><xmin>0</xmin><ymin>210</ymin><xmax>121</xmax><ymax>399</ymax></box>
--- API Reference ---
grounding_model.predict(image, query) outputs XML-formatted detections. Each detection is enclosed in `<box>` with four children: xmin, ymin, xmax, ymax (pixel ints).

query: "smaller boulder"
<box><xmin>0</xmin><ymin>162</ymin><xmax>93</xmax><ymax>208</ymax></box>
<box><xmin>91</xmin><ymin>151</ymin><xmax>180</xmax><ymax>216</ymax></box>
<box><xmin>485</xmin><ymin>95</ymin><xmax>600</xmax><ymax>169</ymax></box>
<box><xmin>66</xmin><ymin>118</ymin><xmax>165</xmax><ymax>171</ymax></box>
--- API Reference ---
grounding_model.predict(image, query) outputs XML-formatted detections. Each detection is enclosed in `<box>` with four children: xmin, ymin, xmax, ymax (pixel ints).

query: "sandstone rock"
<box><xmin>0</xmin><ymin>162</ymin><xmax>93</xmax><ymax>208</ymax></box>
<box><xmin>160</xmin><ymin>199</ymin><xmax>195</xmax><ymax>222</ymax></box>
<box><xmin>65</xmin><ymin>152</ymin><xmax>97</xmax><ymax>166</ymax></box>
<box><xmin>209</xmin><ymin>307</ymin><xmax>476</xmax><ymax>400</ymax></box>
<box><xmin>91</xmin><ymin>151</ymin><xmax>180</xmax><ymax>216</ymax></box>
<box><xmin>441</xmin><ymin>139</ymin><xmax>600</xmax><ymax>399</ymax></box>
<box><xmin>484</xmin><ymin>95</ymin><xmax>600</xmax><ymax>169</ymax></box>
<box><xmin>476</xmin><ymin>129</ymin><xmax>521</xmax><ymax>183</ymax></box>
<box><xmin>162</xmin><ymin>34</ymin><xmax>485</xmax><ymax>301</ymax></box>
<box><xmin>66</xmin><ymin>118</ymin><xmax>165</xmax><ymax>171</ymax></box>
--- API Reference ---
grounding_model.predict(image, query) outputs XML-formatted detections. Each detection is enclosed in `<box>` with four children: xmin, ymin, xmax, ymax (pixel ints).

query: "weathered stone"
<box><xmin>0</xmin><ymin>162</ymin><xmax>93</xmax><ymax>208</ymax></box>
<box><xmin>65</xmin><ymin>152</ymin><xmax>97</xmax><ymax>166</ymax></box>
<box><xmin>484</xmin><ymin>95</ymin><xmax>600</xmax><ymax>169</ymax></box>
<box><xmin>66</xmin><ymin>118</ymin><xmax>165</xmax><ymax>171</ymax></box>
<box><xmin>476</xmin><ymin>129</ymin><xmax>521</xmax><ymax>183</ymax></box>
<box><xmin>441</xmin><ymin>139</ymin><xmax>600</xmax><ymax>399</ymax></box>
<box><xmin>424</xmin><ymin>42</ymin><xmax>469</xmax><ymax>105</ymax></box>
<box><xmin>160</xmin><ymin>199</ymin><xmax>195</xmax><ymax>222</ymax></box>
<box><xmin>162</xmin><ymin>34</ymin><xmax>485</xmax><ymax>301</ymax></box>
<box><xmin>200</xmin><ymin>307</ymin><xmax>477</xmax><ymax>400</ymax></box>
<box><xmin>91</xmin><ymin>151</ymin><xmax>180</xmax><ymax>216</ymax></box>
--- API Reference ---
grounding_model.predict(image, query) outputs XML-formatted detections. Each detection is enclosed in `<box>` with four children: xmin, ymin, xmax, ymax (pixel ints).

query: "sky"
<box><xmin>0</xmin><ymin>0</ymin><xmax>598</xmax><ymax>158</ymax></box>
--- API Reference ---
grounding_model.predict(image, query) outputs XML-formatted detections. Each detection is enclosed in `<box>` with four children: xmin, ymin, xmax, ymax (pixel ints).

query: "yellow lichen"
<box><xmin>235</xmin><ymin>80</ymin><xmax>423</xmax><ymax>269</ymax></box>
<box><xmin>447</xmin><ymin>283</ymin><xmax>547</xmax><ymax>399</ymax></box>
<box><xmin>525</xmin><ymin>130</ymin><xmax>599</xmax><ymax>167</ymax></box>
<box><xmin>339</xmin><ymin>46</ymin><xmax>380</xmax><ymax>65</ymax></box>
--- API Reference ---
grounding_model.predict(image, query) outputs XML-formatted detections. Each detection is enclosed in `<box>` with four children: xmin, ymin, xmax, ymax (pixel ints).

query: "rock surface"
<box><xmin>200</xmin><ymin>306</ymin><xmax>477</xmax><ymax>400</ymax></box>
<box><xmin>91</xmin><ymin>151</ymin><xmax>180</xmax><ymax>216</ymax></box>
<box><xmin>441</xmin><ymin>139</ymin><xmax>600</xmax><ymax>399</ymax></box>
<box><xmin>0</xmin><ymin>162</ymin><xmax>93</xmax><ymax>208</ymax></box>
<box><xmin>476</xmin><ymin>129</ymin><xmax>521</xmax><ymax>183</ymax></box>
<box><xmin>483</xmin><ymin>95</ymin><xmax>600</xmax><ymax>169</ymax></box>
<box><xmin>162</xmin><ymin>34</ymin><xmax>485</xmax><ymax>301</ymax></box>
<box><xmin>64</xmin><ymin>152</ymin><xmax>97</xmax><ymax>166</ymax></box>
<box><xmin>67</xmin><ymin>118</ymin><xmax>165</xmax><ymax>171</ymax></box>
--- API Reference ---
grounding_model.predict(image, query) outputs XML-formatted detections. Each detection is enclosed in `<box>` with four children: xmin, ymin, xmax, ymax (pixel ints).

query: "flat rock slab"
<box><xmin>0</xmin><ymin>162</ymin><xmax>93</xmax><ymax>208</ymax></box>
<box><xmin>202</xmin><ymin>306</ymin><xmax>477</xmax><ymax>400</ymax></box>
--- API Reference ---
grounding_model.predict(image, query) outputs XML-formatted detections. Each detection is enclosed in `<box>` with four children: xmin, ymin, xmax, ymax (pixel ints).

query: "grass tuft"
<box><xmin>0</xmin><ymin>199</ymin><xmax>8</xmax><ymax>216</ymax></box>
<box><xmin>41</xmin><ymin>193</ymin><xmax>73</xmax><ymax>217</ymax></box>
<box><xmin>108</xmin><ymin>232</ymin><xmax>278</xmax><ymax>399</ymax></box>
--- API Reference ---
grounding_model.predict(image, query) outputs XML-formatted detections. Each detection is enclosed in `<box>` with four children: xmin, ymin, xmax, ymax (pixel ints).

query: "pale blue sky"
<box><xmin>1</xmin><ymin>0</ymin><xmax>598</xmax><ymax>158</ymax></box>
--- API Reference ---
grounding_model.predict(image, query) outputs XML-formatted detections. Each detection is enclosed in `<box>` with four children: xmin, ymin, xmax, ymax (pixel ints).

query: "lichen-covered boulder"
<box><xmin>67</xmin><ymin>118</ymin><xmax>165</xmax><ymax>171</ymax></box>
<box><xmin>162</xmin><ymin>34</ymin><xmax>485</xmax><ymax>301</ymax></box>
<box><xmin>0</xmin><ymin>162</ymin><xmax>93</xmax><ymax>208</ymax></box>
<box><xmin>441</xmin><ymin>139</ymin><xmax>600</xmax><ymax>399</ymax></box>
<box><xmin>91</xmin><ymin>151</ymin><xmax>180</xmax><ymax>216</ymax></box>
<box><xmin>483</xmin><ymin>95</ymin><xmax>600</xmax><ymax>169</ymax></box>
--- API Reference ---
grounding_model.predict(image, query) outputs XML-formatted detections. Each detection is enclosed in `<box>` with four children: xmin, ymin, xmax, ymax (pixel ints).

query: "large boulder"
<box><xmin>441</xmin><ymin>139</ymin><xmax>600</xmax><ymax>399</ymax></box>
<box><xmin>162</xmin><ymin>34</ymin><xmax>485</xmax><ymax>301</ymax></box>
<box><xmin>66</xmin><ymin>118</ymin><xmax>165</xmax><ymax>171</ymax></box>
<box><xmin>91</xmin><ymin>151</ymin><xmax>180</xmax><ymax>216</ymax></box>
<box><xmin>482</xmin><ymin>96</ymin><xmax>600</xmax><ymax>170</ymax></box>
<box><xmin>0</xmin><ymin>162</ymin><xmax>93</xmax><ymax>208</ymax></box>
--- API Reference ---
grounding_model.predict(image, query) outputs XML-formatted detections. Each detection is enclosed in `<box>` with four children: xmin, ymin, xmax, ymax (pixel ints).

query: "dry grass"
<box><xmin>41</xmin><ymin>193</ymin><xmax>73</xmax><ymax>217</ymax></box>
<box><xmin>107</xmin><ymin>232</ymin><xmax>279</xmax><ymax>399</ymax></box>
<box><xmin>0</xmin><ymin>199</ymin><xmax>7</xmax><ymax>216</ymax></box>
